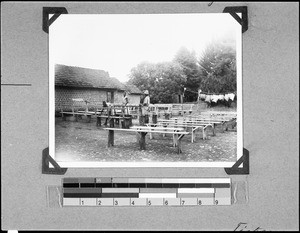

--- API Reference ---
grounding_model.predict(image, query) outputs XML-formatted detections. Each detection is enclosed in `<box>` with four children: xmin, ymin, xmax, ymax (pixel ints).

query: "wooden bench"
<box><xmin>160</xmin><ymin>118</ymin><xmax>221</xmax><ymax>128</ymax></box>
<box><xmin>132</xmin><ymin>125</ymin><xmax>185</xmax><ymax>144</ymax></box>
<box><xmin>170</xmin><ymin>117</ymin><xmax>233</xmax><ymax>133</ymax></box>
<box><xmin>96</xmin><ymin>115</ymin><xmax>132</xmax><ymax>128</ymax></box>
<box><xmin>60</xmin><ymin>111</ymin><xmax>94</xmax><ymax>122</ymax></box>
<box><xmin>188</xmin><ymin>115</ymin><xmax>237</xmax><ymax>131</ymax></box>
<box><xmin>60</xmin><ymin>98</ymin><xmax>94</xmax><ymax>122</ymax></box>
<box><xmin>180</xmin><ymin>104</ymin><xmax>194</xmax><ymax>115</ymax></box>
<box><xmin>148</xmin><ymin>122</ymin><xmax>214</xmax><ymax>142</ymax></box>
<box><xmin>103</xmin><ymin>127</ymin><xmax>189</xmax><ymax>153</ymax></box>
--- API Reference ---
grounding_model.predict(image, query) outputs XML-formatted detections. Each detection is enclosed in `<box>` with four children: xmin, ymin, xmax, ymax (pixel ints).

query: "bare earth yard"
<box><xmin>55</xmin><ymin>106</ymin><xmax>237</xmax><ymax>163</ymax></box>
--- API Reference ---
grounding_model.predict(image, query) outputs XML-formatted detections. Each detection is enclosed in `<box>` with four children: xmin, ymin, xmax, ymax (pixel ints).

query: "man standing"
<box><xmin>122</xmin><ymin>91</ymin><xmax>129</xmax><ymax>115</ymax></box>
<box><xmin>139</xmin><ymin>90</ymin><xmax>150</xmax><ymax>124</ymax></box>
<box><xmin>143</xmin><ymin>90</ymin><xmax>150</xmax><ymax>108</ymax></box>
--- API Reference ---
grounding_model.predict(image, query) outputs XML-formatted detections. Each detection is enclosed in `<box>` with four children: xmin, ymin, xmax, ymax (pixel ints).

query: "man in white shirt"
<box><xmin>142</xmin><ymin>90</ymin><xmax>150</xmax><ymax>115</ymax></box>
<box><xmin>138</xmin><ymin>90</ymin><xmax>150</xmax><ymax>124</ymax></box>
<box><xmin>122</xmin><ymin>91</ymin><xmax>129</xmax><ymax>115</ymax></box>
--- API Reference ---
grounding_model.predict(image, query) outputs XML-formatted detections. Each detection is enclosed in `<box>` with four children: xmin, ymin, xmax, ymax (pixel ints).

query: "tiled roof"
<box><xmin>55</xmin><ymin>64</ymin><xmax>125</xmax><ymax>90</ymax></box>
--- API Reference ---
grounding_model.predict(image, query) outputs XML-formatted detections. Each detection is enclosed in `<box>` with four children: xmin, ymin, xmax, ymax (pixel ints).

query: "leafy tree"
<box><xmin>173</xmin><ymin>47</ymin><xmax>202</xmax><ymax>102</ymax></box>
<box><xmin>198</xmin><ymin>41</ymin><xmax>236</xmax><ymax>94</ymax></box>
<box><xmin>128</xmin><ymin>61</ymin><xmax>187</xmax><ymax>103</ymax></box>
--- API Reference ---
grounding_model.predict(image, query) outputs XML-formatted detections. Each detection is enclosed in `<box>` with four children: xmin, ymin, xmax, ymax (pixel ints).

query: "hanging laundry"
<box><xmin>229</xmin><ymin>93</ymin><xmax>235</xmax><ymax>101</ymax></box>
<box><xmin>224</xmin><ymin>94</ymin><xmax>230</xmax><ymax>101</ymax></box>
<box><xmin>218</xmin><ymin>94</ymin><xmax>225</xmax><ymax>100</ymax></box>
<box><xmin>200</xmin><ymin>93</ymin><xmax>206</xmax><ymax>100</ymax></box>
<box><xmin>211</xmin><ymin>94</ymin><xmax>219</xmax><ymax>103</ymax></box>
<box><xmin>205</xmin><ymin>94</ymin><xmax>211</xmax><ymax>102</ymax></box>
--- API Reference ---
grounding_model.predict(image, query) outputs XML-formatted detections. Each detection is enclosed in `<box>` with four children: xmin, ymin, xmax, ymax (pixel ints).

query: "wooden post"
<box><xmin>152</xmin><ymin>114</ymin><xmax>157</xmax><ymax>124</ymax></box>
<box><xmin>140</xmin><ymin>116</ymin><xmax>145</xmax><ymax>126</ymax></box>
<box><xmin>202</xmin><ymin>128</ymin><xmax>207</xmax><ymax>140</ymax></box>
<box><xmin>109</xmin><ymin>117</ymin><xmax>114</xmax><ymax>128</ymax></box>
<box><xmin>136</xmin><ymin>132</ymin><xmax>140</xmax><ymax>144</ymax></box>
<box><xmin>124</xmin><ymin>118</ymin><xmax>130</xmax><ymax>129</ymax></box>
<box><xmin>212</xmin><ymin>124</ymin><xmax>216</xmax><ymax>136</ymax></box>
<box><xmin>165</xmin><ymin>113</ymin><xmax>170</xmax><ymax>120</ymax></box>
<box><xmin>108</xmin><ymin>130</ymin><xmax>114</xmax><ymax>147</ymax></box>
<box><xmin>138</xmin><ymin>105</ymin><xmax>144</xmax><ymax>125</ymax></box>
<box><xmin>149</xmin><ymin>127</ymin><xmax>153</xmax><ymax>140</ymax></box>
<box><xmin>115</xmin><ymin>116</ymin><xmax>119</xmax><ymax>125</ymax></box>
<box><xmin>139</xmin><ymin>132</ymin><xmax>147</xmax><ymax>150</ymax></box>
<box><xmin>191</xmin><ymin>128</ymin><xmax>195</xmax><ymax>143</ymax></box>
<box><xmin>221</xmin><ymin>122</ymin><xmax>225</xmax><ymax>133</ymax></box>
<box><xmin>225</xmin><ymin>122</ymin><xmax>229</xmax><ymax>131</ymax></box>
<box><xmin>124</xmin><ymin>115</ymin><xmax>131</xmax><ymax>128</ymax></box>
<box><xmin>87</xmin><ymin>115</ymin><xmax>91</xmax><ymax>123</ymax></box>
<box><xmin>145</xmin><ymin>115</ymin><xmax>149</xmax><ymax>124</ymax></box>
<box><xmin>177</xmin><ymin>137</ymin><xmax>182</xmax><ymax>153</ymax></box>
<box><xmin>173</xmin><ymin>132</ymin><xmax>178</xmax><ymax>147</ymax></box>
<box><xmin>96</xmin><ymin>117</ymin><xmax>101</xmax><ymax>126</ymax></box>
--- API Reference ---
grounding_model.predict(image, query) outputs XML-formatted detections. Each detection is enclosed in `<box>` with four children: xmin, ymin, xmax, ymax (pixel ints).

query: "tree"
<box><xmin>198</xmin><ymin>40</ymin><xmax>236</xmax><ymax>94</ymax></box>
<box><xmin>173</xmin><ymin>47</ymin><xmax>202</xmax><ymax>102</ymax></box>
<box><xmin>128</xmin><ymin>61</ymin><xmax>187</xmax><ymax>103</ymax></box>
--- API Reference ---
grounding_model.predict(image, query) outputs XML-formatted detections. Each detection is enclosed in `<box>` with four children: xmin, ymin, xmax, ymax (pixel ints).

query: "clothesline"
<box><xmin>199</xmin><ymin>91</ymin><xmax>236</xmax><ymax>95</ymax></box>
<box><xmin>199</xmin><ymin>92</ymin><xmax>235</xmax><ymax>103</ymax></box>
<box><xmin>184</xmin><ymin>88</ymin><xmax>236</xmax><ymax>96</ymax></box>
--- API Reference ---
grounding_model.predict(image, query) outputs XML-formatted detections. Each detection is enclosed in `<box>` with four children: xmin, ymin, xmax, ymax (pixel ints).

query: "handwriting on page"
<box><xmin>234</xmin><ymin>222</ymin><xmax>266</xmax><ymax>231</ymax></box>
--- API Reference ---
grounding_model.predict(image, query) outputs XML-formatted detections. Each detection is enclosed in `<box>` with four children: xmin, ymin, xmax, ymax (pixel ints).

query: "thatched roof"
<box><xmin>55</xmin><ymin>64</ymin><xmax>125</xmax><ymax>90</ymax></box>
<box><xmin>124</xmin><ymin>83</ymin><xmax>143</xmax><ymax>94</ymax></box>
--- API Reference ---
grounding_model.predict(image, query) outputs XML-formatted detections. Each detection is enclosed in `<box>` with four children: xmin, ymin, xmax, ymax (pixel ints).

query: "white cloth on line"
<box><xmin>211</xmin><ymin>95</ymin><xmax>219</xmax><ymax>103</ymax></box>
<box><xmin>224</xmin><ymin>94</ymin><xmax>230</xmax><ymax>101</ymax></box>
<box><xmin>229</xmin><ymin>93</ymin><xmax>235</xmax><ymax>101</ymax></box>
<box><xmin>205</xmin><ymin>95</ymin><xmax>211</xmax><ymax>102</ymax></box>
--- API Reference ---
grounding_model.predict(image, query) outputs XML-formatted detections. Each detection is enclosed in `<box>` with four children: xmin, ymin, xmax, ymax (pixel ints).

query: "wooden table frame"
<box><xmin>147</xmin><ymin>122</ymin><xmax>214</xmax><ymax>142</ymax></box>
<box><xmin>103</xmin><ymin>127</ymin><xmax>189</xmax><ymax>154</ymax></box>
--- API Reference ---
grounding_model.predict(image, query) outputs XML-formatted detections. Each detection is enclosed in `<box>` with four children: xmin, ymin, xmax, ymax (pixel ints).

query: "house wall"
<box><xmin>128</xmin><ymin>94</ymin><xmax>141</xmax><ymax>105</ymax></box>
<box><xmin>55</xmin><ymin>87</ymin><xmax>111</xmax><ymax>111</ymax></box>
<box><xmin>113</xmin><ymin>91</ymin><xmax>141</xmax><ymax>105</ymax></box>
<box><xmin>55</xmin><ymin>87</ymin><xmax>141</xmax><ymax>111</ymax></box>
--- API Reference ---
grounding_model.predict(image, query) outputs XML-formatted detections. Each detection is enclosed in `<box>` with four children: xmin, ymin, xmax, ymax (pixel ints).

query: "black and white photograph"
<box><xmin>49</xmin><ymin>13</ymin><xmax>243</xmax><ymax>167</ymax></box>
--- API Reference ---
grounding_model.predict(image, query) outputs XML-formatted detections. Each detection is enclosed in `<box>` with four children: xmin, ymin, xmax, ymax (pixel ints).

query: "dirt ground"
<box><xmin>55</xmin><ymin>106</ymin><xmax>237</xmax><ymax>163</ymax></box>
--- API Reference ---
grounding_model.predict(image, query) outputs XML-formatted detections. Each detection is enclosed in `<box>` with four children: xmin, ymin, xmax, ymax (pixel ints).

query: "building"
<box><xmin>55</xmin><ymin>64</ymin><xmax>142</xmax><ymax>111</ymax></box>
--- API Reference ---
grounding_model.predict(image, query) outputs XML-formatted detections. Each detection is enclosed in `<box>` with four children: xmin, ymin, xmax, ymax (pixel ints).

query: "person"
<box><xmin>123</xmin><ymin>91</ymin><xmax>129</xmax><ymax>105</ymax></box>
<box><xmin>142</xmin><ymin>90</ymin><xmax>150</xmax><ymax>111</ymax></box>
<box><xmin>139</xmin><ymin>90</ymin><xmax>150</xmax><ymax>124</ymax></box>
<box><xmin>122</xmin><ymin>91</ymin><xmax>129</xmax><ymax>115</ymax></box>
<box><xmin>99</xmin><ymin>100</ymin><xmax>109</xmax><ymax>125</ymax></box>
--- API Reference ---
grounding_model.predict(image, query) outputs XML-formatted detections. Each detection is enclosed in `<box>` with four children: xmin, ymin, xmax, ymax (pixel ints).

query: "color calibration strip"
<box><xmin>62</xmin><ymin>178</ymin><xmax>231</xmax><ymax>206</ymax></box>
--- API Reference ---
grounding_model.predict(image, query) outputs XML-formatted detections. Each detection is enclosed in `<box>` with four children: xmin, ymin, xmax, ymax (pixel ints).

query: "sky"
<box><xmin>49</xmin><ymin>13</ymin><xmax>240</xmax><ymax>83</ymax></box>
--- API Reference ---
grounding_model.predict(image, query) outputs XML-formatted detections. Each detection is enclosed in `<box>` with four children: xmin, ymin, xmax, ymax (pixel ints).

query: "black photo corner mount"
<box><xmin>225</xmin><ymin>148</ymin><xmax>249</xmax><ymax>175</ymax></box>
<box><xmin>42</xmin><ymin>147</ymin><xmax>68</xmax><ymax>175</ymax></box>
<box><xmin>223</xmin><ymin>6</ymin><xmax>249</xmax><ymax>174</ymax></box>
<box><xmin>223</xmin><ymin>6</ymin><xmax>248</xmax><ymax>33</ymax></box>
<box><xmin>43</xmin><ymin>7</ymin><xmax>68</xmax><ymax>33</ymax></box>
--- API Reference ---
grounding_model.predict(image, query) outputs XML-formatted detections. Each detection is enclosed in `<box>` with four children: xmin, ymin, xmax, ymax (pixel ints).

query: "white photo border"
<box><xmin>49</xmin><ymin>13</ymin><xmax>243</xmax><ymax>168</ymax></box>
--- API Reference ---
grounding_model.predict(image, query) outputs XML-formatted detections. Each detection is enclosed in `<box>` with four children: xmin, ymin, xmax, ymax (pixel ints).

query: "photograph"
<box><xmin>49</xmin><ymin>13</ymin><xmax>243</xmax><ymax>167</ymax></box>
